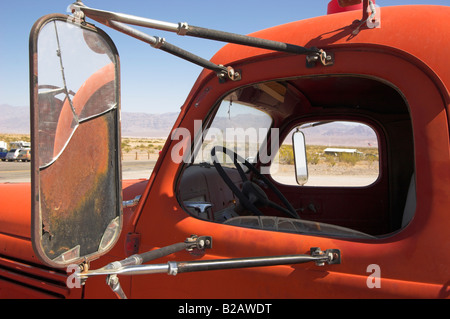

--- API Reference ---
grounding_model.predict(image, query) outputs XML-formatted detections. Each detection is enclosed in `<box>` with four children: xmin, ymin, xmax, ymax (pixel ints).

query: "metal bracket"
<box><xmin>310</xmin><ymin>247</ymin><xmax>341</xmax><ymax>266</ymax></box>
<box><xmin>306</xmin><ymin>49</ymin><xmax>334</xmax><ymax>68</ymax></box>
<box><xmin>218</xmin><ymin>66</ymin><xmax>242</xmax><ymax>83</ymax></box>
<box><xmin>69</xmin><ymin>3</ymin><xmax>86</xmax><ymax>26</ymax></box>
<box><xmin>106</xmin><ymin>274</ymin><xmax>128</xmax><ymax>299</ymax></box>
<box><xmin>184</xmin><ymin>201</ymin><xmax>213</xmax><ymax>214</ymax></box>
<box><xmin>123</xmin><ymin>195</ymin><xmax>142</xmax><ymax>208</ymax></box>
<box><xmin>185</xmin><ymin>235</ymin><xmax>213</xmax><ymax>251</ymax></box>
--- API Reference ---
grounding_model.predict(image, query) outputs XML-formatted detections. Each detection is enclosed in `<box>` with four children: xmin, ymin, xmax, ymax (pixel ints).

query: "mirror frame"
<box><xmin>29</xmin><ymin>14</ymin><xmax>122</xmax><ymax>268</ymax></box>
<box><xmin>292</xmin><ymin>129</ymin><xmax>308</xmax><ymax>185</ymax></box>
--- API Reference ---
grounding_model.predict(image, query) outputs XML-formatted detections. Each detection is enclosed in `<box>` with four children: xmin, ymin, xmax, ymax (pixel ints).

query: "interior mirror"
<box><xmin>292</xmin><ymin>129</ymin><xmax>308</xmax><ymax>185</ymax></box>
<box><xmin>30</xmin><ymin>14</ymin><xmax>122</xmax><ymax>268</ymax></box>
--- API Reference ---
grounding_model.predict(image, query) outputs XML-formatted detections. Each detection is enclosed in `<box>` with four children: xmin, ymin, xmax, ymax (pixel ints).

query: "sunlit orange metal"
<box><xmin>129</xmin><ymin>5</ymin><xmax>450</xmax><ymax>298</ymax></box>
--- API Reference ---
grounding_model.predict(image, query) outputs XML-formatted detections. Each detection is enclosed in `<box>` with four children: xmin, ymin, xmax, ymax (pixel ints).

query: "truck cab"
<box><xmin>0</xmin><ymin>0</ymin><xmax>448</xmax><ymax>299</ymax></box>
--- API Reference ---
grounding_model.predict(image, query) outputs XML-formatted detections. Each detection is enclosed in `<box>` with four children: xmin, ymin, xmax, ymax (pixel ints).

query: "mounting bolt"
<box><xmin>168</xmin><ymin>261</ymin><xmax>179</xmax><ymax>276</ymax></box>
<box><xmin>177</xmin><ymin>22</ymin><xmax>189</xmax><ymax>36</ymax></box>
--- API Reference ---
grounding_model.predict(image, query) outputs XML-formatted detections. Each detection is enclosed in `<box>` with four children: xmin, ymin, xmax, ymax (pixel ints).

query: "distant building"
<box><xmin>323</xmin><ymin>148</ymin><xmax>361</xmax><ymax>156</ymax></box>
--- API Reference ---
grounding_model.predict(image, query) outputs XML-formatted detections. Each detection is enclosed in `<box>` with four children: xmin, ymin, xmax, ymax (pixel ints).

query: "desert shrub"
<box><xmin>325</xmin><ymin>154</ymin><xmax>336</xmax><ymax>167</ymax></box>
<box><xmin>338</xmin><ymin>153</ymin><xmax>359</xmax><ymax>166</ymax></box>
<box><xmin>278</xmin><ymin>145</ymin><xmax>294</xmax><ymax>165</ymax></box>
<box><xmin>308</xmin><ymin>153</ymin><xmax>320</xmax><ymax>165</ymax></box>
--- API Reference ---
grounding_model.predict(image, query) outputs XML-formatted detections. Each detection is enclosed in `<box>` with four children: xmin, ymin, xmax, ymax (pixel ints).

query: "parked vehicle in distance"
<box><xmin>5</xmin><ymin>149</ymin><xmax>21</xmax><ymax>162</ymax></box>
<box><xmin>16</xmin><ymin>149</ymin><xmax>31</xmax><ymax>162</ymax></box>
<box><xmin>0</xmin><ymin>147</ymin><xmax>8</xmax><ymax>161</ymax></box>
<box><xmin>9</xmin><ymin>141</ymin><xmax>31</xmax><ymax>149</ymax></box>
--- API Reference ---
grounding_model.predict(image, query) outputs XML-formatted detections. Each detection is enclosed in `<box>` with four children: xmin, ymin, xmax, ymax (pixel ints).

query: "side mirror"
<box><xmin>292</xmin><ymin>130</ymin><xmax>308</xmax><ymax>185</ymax></box>
<box><xmin>30</xmin><ymin>14</ymin><xmax>122</xmax><ymax>268</ymax></box>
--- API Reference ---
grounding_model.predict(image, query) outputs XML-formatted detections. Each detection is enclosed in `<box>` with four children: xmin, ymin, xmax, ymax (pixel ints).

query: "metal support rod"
<box><xmin>71</xmin><ymin>2</ymin><xmax>320</xmax><ymax>56</ymax></box>
<box><xmin>78</xmin><ymin>249</ymin><xmax>339</xmax><ymax>280</ymax></box>
<box><xmin>106</xmin><ymin>235</ymin><xmax>212</xmax><ymax>269</ymax></box>
<box><xmin>79</xmin><ymin>263</ymin><xmax>170</xmax><ymax>278</ymax></box>
<box><xmin>175</xmin><ymin>254</ymin><xmax>329</xmax><ymax>274</ymax></box>
<box><xmin>71</xmin><ymin>2</ymin><xmax>180</xmax><ymax>33</ymax></box>
<box><xmin>185</xmin><ymin>25</ymin><xmax>318</xmax><ymax>55</ymax></box>
<box><xmin>107</xmin><ymin>20</ymin><xmax>227</xmax><ymax>75</ymax></box>
<box><xmin>138</xmin><ymin>241</ymin><xmax>189</xmax><ymax>264</ymax></box>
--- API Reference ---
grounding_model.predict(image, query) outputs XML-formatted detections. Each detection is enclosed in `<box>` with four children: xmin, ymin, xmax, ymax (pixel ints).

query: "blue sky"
<box><xmin>1</xmin><ymin>0</ymin><xmax>448</xmax><ymax>114</ymax></box>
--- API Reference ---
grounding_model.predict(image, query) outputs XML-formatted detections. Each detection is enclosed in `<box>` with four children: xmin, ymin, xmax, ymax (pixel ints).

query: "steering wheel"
<box><xmin>211</xmin><ymin>146</ymin><xmax>300</xmax><ymax>219</ymax></box>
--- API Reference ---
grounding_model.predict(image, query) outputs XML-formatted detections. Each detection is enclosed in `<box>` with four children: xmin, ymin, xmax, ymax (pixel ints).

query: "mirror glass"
<box><xmin>292</xmin><ymin>130</ymin><xmax>308</xmax><ymax>185</ymax></box>
<box><xmin>30</xmin><ymin>15</ymin><xmax>122</xmax><ymax>267</ymax></box>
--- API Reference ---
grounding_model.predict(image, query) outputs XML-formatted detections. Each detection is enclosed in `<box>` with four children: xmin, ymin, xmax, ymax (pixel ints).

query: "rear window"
<box><xmin>270</xmin><ymin>121</ymin><xmax>379</xmax><ymax>187</ymax></box>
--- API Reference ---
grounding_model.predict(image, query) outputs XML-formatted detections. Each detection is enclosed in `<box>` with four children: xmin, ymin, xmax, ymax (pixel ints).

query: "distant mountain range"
<box><xmin>0</xmin><ymin>104</ymin><xmax>178</xmax><ymax>137</ymax></box>
<box><xmin>0</xmin><ymin>104</ymin><xmax>377</xmax><ymax>147</ymax></box>
<box><xmin>121</xmin><ymin>111</ymin><xmax>179</xmax><ymax>138</ymax></box>
<box><xmin>0</xmin><ymin>104</ymin><xmax>30</xmax><ymax>134</ymax></box>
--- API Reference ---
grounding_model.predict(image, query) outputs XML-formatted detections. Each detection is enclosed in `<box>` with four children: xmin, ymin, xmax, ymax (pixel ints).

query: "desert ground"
<box><xmin>0</xmin><ymin>134</ymin><xmax>378</xmax><ymax>186</ymax></box>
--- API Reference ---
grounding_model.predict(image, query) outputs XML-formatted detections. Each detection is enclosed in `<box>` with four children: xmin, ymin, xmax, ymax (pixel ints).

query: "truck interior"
<box><xmin>177</xmin><ymin>74</ymin><xmax>415</xmax><ymax>239</ymax></box>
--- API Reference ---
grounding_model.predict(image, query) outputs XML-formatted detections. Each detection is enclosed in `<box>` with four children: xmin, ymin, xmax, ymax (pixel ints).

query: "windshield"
<box><xmin>193</xmin><ymin>94</ymin><xmax>273</xmax><ymax>167</ymax></box>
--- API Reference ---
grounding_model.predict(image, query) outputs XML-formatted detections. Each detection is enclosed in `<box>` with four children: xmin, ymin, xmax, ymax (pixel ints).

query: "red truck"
<box><xmin>0</xmin><ymin>0</ymin><xmax>449</xmax><ymax>299</ymax></box>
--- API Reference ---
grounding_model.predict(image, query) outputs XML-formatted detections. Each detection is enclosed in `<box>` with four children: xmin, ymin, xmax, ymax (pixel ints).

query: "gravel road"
<box><xmin>0</xmin><ymin>159</ymin><xmax>155</xmax><ymax>183</ymax></box>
